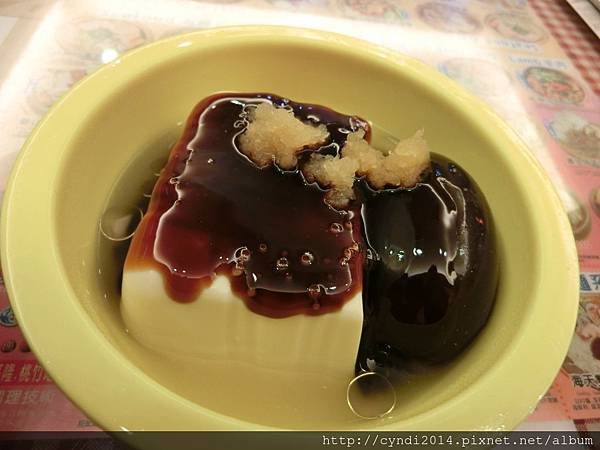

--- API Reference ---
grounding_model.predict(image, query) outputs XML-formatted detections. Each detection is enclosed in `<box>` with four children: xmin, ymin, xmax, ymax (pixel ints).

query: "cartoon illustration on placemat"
<box><xmin>546</xmin><ymin>111</ymin><xmax>600</xmax><ymax>163</ymax></box>
<box><xmin>0</xmin><ymin>306</ymin><xmax>16</xmax><ymax>328</ymax></box>
<box><xmin>559</xmin><ymin>189</ymin><xmax>591</xmax><ymax>241</ymax></box>
<box><xmin>339</xmin><ymin>0</ymin><xmax>409</xmax><ymax>23</ymax></box>
<box><xmin>25</xmin><ymin>68</ymin><xmax>88</xmax><ymax>116</ymax></box>
<box><xmin>417</xmin><ymin>2</ymin><xmax>481</xmax><ymax>33</ymax></box>
<box><xmin>523</xmin><ymin>67</ymin><xmax>586</xmax><ymax>105</ymax></box>
<box><xmin>56</xmin><ymin>18</ymin><xmax>150</xmax><ymax>63</ymax></box>
<box><xmin>485</xmin><ymin>12</ymin><xmax>547</xmax><ymax>43</ymax></box>
<box><xmin>19</xmin><ymin>341</ymin><xmax>30</xmax><ymax>353</ymax></box>
<box><xmin>439</xmin><ymin>58</ymin><xmax>513</xmax><ymax>98</ymax></box>
<box><xmin>568</xmin><ymin>298</ymin><xmax>600</xmax><ymax>375</ymax></box>
<box><xmin>0</xmin><ymin>339</ymin><xmax>16</xmax><ymax>353</ymax></box>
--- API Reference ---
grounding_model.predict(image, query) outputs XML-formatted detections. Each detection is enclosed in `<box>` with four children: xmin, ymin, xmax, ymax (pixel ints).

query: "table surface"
<box><xmin>0</xmin><ymin>0</ymin><xmax>598</xmax><ymax>433</ymax></box>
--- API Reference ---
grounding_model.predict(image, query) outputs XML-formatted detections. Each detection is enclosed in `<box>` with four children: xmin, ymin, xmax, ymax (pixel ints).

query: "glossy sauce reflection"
<box><xmin>125</xmin><ymin>93</ymin><xmax>366</xmax><ymax>318</ymax></box>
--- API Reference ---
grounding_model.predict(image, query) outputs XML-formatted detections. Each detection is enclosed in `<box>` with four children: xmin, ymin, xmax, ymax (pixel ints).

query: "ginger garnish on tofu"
<box><xmin>303</xmin><ymin>154</ymin><xmax>359</xmax><ymax>209</ymax></box>
<box><xmin>342</xmin><ymin>129</ymin><xmax>430</xmax><ymax>190</ymax></box>
<box><xmin>304</xmin><ymin>129</ymin><xmax>431</xmax><ymax>208</ymax></box>
<box><xmin>239</xmin><ymin>101</ymin><xmax>431</xmax><ymax>209</ymax></box>
<box><xmin>239</xmin><ymin>102</ymin><xmax>329</xmax><ymax>170</ymax></box>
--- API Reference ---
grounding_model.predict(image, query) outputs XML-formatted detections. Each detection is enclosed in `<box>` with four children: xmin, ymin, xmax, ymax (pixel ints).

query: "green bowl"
<box><xmin>1</xmin><ymin>26</ymin><xmax>578</xmax><ymax>431</ymax></box>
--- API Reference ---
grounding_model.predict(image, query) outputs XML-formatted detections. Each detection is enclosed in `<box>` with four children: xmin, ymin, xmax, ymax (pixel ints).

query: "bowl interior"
<box><xmin>5</xmin><ymin>29</ymin><xmax>576</xmax><ymax>431</ymax></box>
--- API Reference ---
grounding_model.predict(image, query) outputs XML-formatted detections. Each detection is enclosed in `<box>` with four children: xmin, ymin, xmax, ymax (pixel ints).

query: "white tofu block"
<box><xmin>121</xmin><ymin>269</ymin><xmax>363</xmax><ymax>379</ymax></box>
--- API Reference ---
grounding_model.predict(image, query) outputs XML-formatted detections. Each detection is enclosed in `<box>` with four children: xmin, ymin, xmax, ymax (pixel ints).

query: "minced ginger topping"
<box><xmin>239</xmin><ymin>102</ymin><xmax>431</xmax><ymax>209</ymax></box>
<box><xmin>343</xmin><ymin>129</ymin><xmax>430</xmax><ymax>190</ymax></box>
<box><xmin>303</xmin><ymin>154</ymin><xmax>359</xmax><ymax>209</ymax></box>
<box><xmin>238</xmin><ymin>102</ymin><xmax>329</xmax><ymax>169</ymax></box>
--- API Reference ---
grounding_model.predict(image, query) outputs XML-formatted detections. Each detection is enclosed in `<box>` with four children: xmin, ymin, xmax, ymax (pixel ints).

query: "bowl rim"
<box><xmin>0</xmin><ymin>25</ymin><xmax>578</xmax><ymax>431</ymax></box>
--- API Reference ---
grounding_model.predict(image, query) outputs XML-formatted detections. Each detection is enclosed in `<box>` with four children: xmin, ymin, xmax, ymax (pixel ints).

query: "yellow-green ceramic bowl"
<box><xmin>1</xmin><ymin>27</ymin><xmax>578</xmax><ymax>431</ymax></box>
